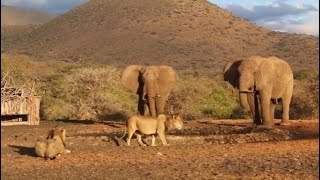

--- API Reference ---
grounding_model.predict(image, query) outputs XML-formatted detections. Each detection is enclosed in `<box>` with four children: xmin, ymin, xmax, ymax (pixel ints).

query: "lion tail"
<box><xmin>115</xmin><ymin>123</ymin><xmax>127</xmax><ymax>141</ymax></box>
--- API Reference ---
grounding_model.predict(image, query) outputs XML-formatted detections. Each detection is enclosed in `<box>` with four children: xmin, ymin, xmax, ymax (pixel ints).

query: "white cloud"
<box><xmin>212</xmin><ymin>0</ymin><xmax>319</xmax><ymax>35</ymax></box>
<box><xmin>263</xmin><ymin>11</ymin><xmax>319</xmax><ymax>35</ymax></box>
<box><xmin>226</xmin><ymin>1</ymin><xmax>317</xmax><ymax>21</ymax></box>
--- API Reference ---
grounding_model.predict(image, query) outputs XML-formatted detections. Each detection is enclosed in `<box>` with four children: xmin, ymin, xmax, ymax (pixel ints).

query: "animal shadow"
<box><xmin>100</xmin><ymin>121</ymin><xmax>124</xmax><ymax>128</ymax></box>
<box><xmin>198</xmin><ymin>121</ymin><xmax>248</xmax><ymax>127</ymax></box>
<box><xmin>97</xmin><ymin>112</ymin><xmax>129</xmax><ymax>122</ymax></box>
<box><xmin>55</xmin><ymin>119</ymin><xmax>96</xmax><ymax>124</ymax></box>
<box><xmin>8</xmin><ymin>145</ymin><xmax>37</xmax><ymax>157</ymax></box>
<box><xmin>109</xmin><ymin>132</ymin><xmax>127</xmax><ymax>146</ymax></box>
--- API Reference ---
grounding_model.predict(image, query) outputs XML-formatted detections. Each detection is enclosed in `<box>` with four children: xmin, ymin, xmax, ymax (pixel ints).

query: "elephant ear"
<box><xmin>223</xmin><ymin>59</ymin><xmax>242</xmax><ymax>89</ymax></box>
<box><xmin>157</xmin><ymin>66</ymin><xmax>178</xmax><ymax>96</ymax></box>
<box><xmin>121</xmin><ymin>65</ymin><xmax>145</xmax><ymax>94</ymax></box>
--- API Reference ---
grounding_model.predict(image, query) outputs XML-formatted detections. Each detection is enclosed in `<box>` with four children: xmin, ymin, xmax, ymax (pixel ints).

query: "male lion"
<box><xmin>35</xmin><ymin>126</ymin><xmax>71</xmax><ymax>159</ymax></box>
<box><xmin>117</xmin><ymin>114</ymin><xmax>183</xmax><ymax>146</ymax></box>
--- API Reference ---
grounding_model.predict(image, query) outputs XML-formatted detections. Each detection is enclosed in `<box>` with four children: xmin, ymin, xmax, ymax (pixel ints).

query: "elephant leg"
<box><xmin>144</xmin><ymin>102</ymin><xmax>150</xmax><ymax>116</ymax></box>
<box><xmin>148</xmin><ymin>97</ymin><xmax>157</xmax><ymax>117</ymax></box>
<box><xmin>248</xmin><ymin>92</ymin><xmax>261</xmax><ymax>125</ymax></box>
<box><xmin>254</xmin><ymin>92</ymin><xmax>262</xmax><ymax>124</ymax></box>
<box><xmin>156</xmin><ymin>96</ymin><xmax>167</xmax><ymax>115</ymax></box>
<box><xmin>259</xmin><ymin>91</ymin><xmax>273</xmax><ymax>127</ymax></box>
<box><xmin>269</xmin><ymin>101</ymin><xmax>276</xmax><ymax>125</ymax></box>
<box><xmin>137</xmin><ymin>95</ymin><xmax>145</xmax><ymax>115</ymax></box>
<box><xmin>280</xmin><ymin>87</ymin><xmax>293</xmax><ymax>126</ymax></box>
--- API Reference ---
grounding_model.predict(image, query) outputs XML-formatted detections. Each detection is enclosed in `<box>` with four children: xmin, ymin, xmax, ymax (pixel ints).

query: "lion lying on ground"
<box><xmin>35</xmin><ymin>126</ymin><xmax>71</xmax><ymax>159</ymax></box>
<box><xmin>117</xmin><ymin>114</ymin><xmax>183</xmax><ymax>146</ymax></box>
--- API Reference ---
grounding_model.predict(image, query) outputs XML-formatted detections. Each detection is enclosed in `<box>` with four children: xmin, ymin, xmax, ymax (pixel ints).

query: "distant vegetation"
<box><xmin>1</xmin><ymin>54</ymin><xmax>318</xmax><ymax>121</ymax></box>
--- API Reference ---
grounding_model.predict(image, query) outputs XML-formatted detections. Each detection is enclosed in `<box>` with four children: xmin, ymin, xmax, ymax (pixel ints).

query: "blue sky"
<box><xmin>1</xmin><ymin>0</ymin><xmax>319</xmax><ymax>35</ymax></box>
<box><xmin>210</xmin><ymin>0</ymin><xmax>319</xmax><ymax>35</ymax></box>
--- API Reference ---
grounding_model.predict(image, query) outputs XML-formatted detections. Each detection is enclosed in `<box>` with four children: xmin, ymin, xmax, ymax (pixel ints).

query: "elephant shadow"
<box><xmin>8</xmin><ymin>145</ymin><xmax>37</xmax><ymax>157</ymax></box>
<box><xmin>96</xmin><ymin>112</ymin><xmax>129</xmax><ymax>122</ymax></box>
<box><xmin>55</xmin><ymin>119</ymin><xmax>96</xmax><ymax>124</ymax></box>
<box><xmin>54</xmin><ymin>112</ymin><xmax>129</xmax><ymax>125</ymax></box>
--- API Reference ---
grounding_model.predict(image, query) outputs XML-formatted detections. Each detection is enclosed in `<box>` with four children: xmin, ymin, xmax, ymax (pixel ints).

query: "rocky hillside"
<box><xmin>2</xmin><ymin>0</ymin><xmax>318</xmax><ymax>71</ymax></box>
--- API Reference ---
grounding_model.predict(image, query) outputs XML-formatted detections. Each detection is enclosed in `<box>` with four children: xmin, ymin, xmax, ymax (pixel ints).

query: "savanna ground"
<box><xmin>1</xmin><ymin>118</ymin><xmax>319</xmax><ymax>179</ymax></box>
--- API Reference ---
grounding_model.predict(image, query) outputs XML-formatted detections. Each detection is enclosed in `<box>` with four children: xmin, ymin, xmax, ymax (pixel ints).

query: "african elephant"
<box><xmin>223</xmin><ymin>59</ymin><xmax>261</xmax><ymax>124</ymax></box>
<box><xmin>121</xmin><ymin>65</ymin><xmax>178</xmax><ymax>117</ymax></box>
<box><xmin>223</xmin><ymin>56</ymin><xmax>293</xmax><ymax>127</ymax></box>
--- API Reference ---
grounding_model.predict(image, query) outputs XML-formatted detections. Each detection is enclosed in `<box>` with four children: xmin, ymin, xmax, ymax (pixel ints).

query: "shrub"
<box><xmin>294</xmin><ymin>70</ymin><xmax>311</xmax><ymax>80</ymax></box>
<box><xmin>166</xmin><ymin>77</ymin><xmax>248</xmax><ymax>120</ymax></box>
<box><xmin>41</xmin><ymin>67</ymin><xmax>136</xmax><ymax>120</ymax></box>
<box><xmin>290</xmin><ymin>74</ymin><xmax>319</xmax><ymax>119</ymax></box>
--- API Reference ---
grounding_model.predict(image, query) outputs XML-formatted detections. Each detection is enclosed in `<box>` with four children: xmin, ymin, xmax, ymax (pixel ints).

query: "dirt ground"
<box><xmin>1</xmin><ymin>119</ymin><xmax>319</xmax><ymax>179</ymax></box>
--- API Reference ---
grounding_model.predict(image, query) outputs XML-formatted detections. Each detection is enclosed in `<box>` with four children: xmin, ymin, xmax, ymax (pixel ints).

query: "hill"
<box><xmin>1</xmin><ymin>5</ymin><xmax>55</xmax><ymax>26</ymax></box>
<box><xmin>2</xmin><ymin>0</ymin><xmax>318</xmax><ymax>71</ymax></box>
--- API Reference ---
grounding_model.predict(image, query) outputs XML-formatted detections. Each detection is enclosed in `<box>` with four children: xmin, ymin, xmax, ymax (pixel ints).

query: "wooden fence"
<box><xmin>1</xmin><ymin>73</ymin><xmax>42</xmax><ymax>126</ymax></box>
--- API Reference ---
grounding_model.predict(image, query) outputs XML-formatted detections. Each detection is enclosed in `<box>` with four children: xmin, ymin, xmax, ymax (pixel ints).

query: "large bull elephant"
<box><xmin>223</xmin><ymin>56</ymin><xmax>294</xmax><ymax>127</ymax></box>
<box><xmin>223</xmin><ymin>59</ymin><xmax>261</xmax><ymax>124</ymax></box>
<box><xmin>121</xmin><ymin>65</ymin><xmax>178</xmax><ymax>117</ymax></box>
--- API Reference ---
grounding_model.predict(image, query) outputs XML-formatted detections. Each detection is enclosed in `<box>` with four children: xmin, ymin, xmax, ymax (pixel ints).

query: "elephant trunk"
<box><xmin>148</xmin><ymin>95</ymin><xmax>157</xmax><ymax>117</ymax></box>
<box><xmin>156</xmin><ymin>96</ymin><xmax>166</xmax><ymax>115</ymax></box>
<box><xmin>239</xmin><ymin>83</ymin><xmax>251</xmax><ymax>110</ymax></box>
<box><xmin>145</xmin><ymin>78</ymin><xmax>157</xmax><ymax>117</ymax></box>
<box><xmin>239</xmin><ymin>92</ymin><xmax>250</xmax><ymax>110</ymax></box>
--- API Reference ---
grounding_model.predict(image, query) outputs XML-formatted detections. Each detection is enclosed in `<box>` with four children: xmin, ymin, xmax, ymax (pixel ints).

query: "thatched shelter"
<box><xmin>1</xmin><ymin>74</ymin><xmax>42</xmax><ymax>126</ymax></box>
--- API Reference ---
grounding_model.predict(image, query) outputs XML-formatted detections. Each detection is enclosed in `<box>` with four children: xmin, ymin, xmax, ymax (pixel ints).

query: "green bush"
<box><xmin>290</xmin><ymin>74</ymin><xmax>319</xmax><ymax>119</ymax></box>
<box><xmin>167</xmin><ymin>77</ymin><xmax>247</xmax><ymax>120</ymax></box>
<box><xmin>294</xmin><ymin>70</ymin><xmax>311</xmax><ymax>80</ymax></box>
<box><xmin>41</xmin><ymin>67</ymin><xmax>136</xmax><ymax>120</ymax></box>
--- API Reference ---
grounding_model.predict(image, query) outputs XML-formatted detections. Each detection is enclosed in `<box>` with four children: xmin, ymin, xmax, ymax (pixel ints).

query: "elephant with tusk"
<box><xmin>223</xmin><ymin>56</ymin><xmax>294</xmax><ymax>127</ymax></box>
<box><xmin>121</xmin><ymin>65</ymin><xmax>178</xmax><ymax>117</ymax></box>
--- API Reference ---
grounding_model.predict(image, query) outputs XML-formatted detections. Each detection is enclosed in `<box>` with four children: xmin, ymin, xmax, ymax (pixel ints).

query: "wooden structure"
<box><xmin>1</xmin><ymin>74</ymin><xmax>42</xmax><ymax>126</ymax></box>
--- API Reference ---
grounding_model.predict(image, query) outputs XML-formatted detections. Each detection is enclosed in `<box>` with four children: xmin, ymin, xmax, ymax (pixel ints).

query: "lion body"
<box><xmin>125</xmin><ymin>114</ymin><xmax>183</xmax><ymax>146</ymax></box>
<box><xmin>35</xmin><ymin>141</ymin><xmax>47</xmax><ymax>158</ymax></box>
<box><xmin>35</xmin><ymin>126</ymin><xmax>71</xmax><ymax>159</ymax></box>
<box><xmin>45</xmin><ymin>135</ymin><xmax>69</xmax><ymax>159</ymax></box>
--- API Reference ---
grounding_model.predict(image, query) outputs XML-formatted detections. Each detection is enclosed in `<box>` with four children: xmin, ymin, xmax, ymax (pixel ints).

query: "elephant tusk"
<box><xmin>142</xmin><ymin>93</ymin><xmax>147</xmax><ymax>101</ymax></box>
<box><xmin>239</xmin><ymin>89</ymin><xmax>254</xmax><ymax>93</ymax></box>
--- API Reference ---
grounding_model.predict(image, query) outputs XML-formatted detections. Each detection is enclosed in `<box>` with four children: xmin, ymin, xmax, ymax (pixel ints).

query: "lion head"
<box><xmin>165</xmin><ymin>113</ymin><xmax>183</xmax><ymax>131</ymax></box>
